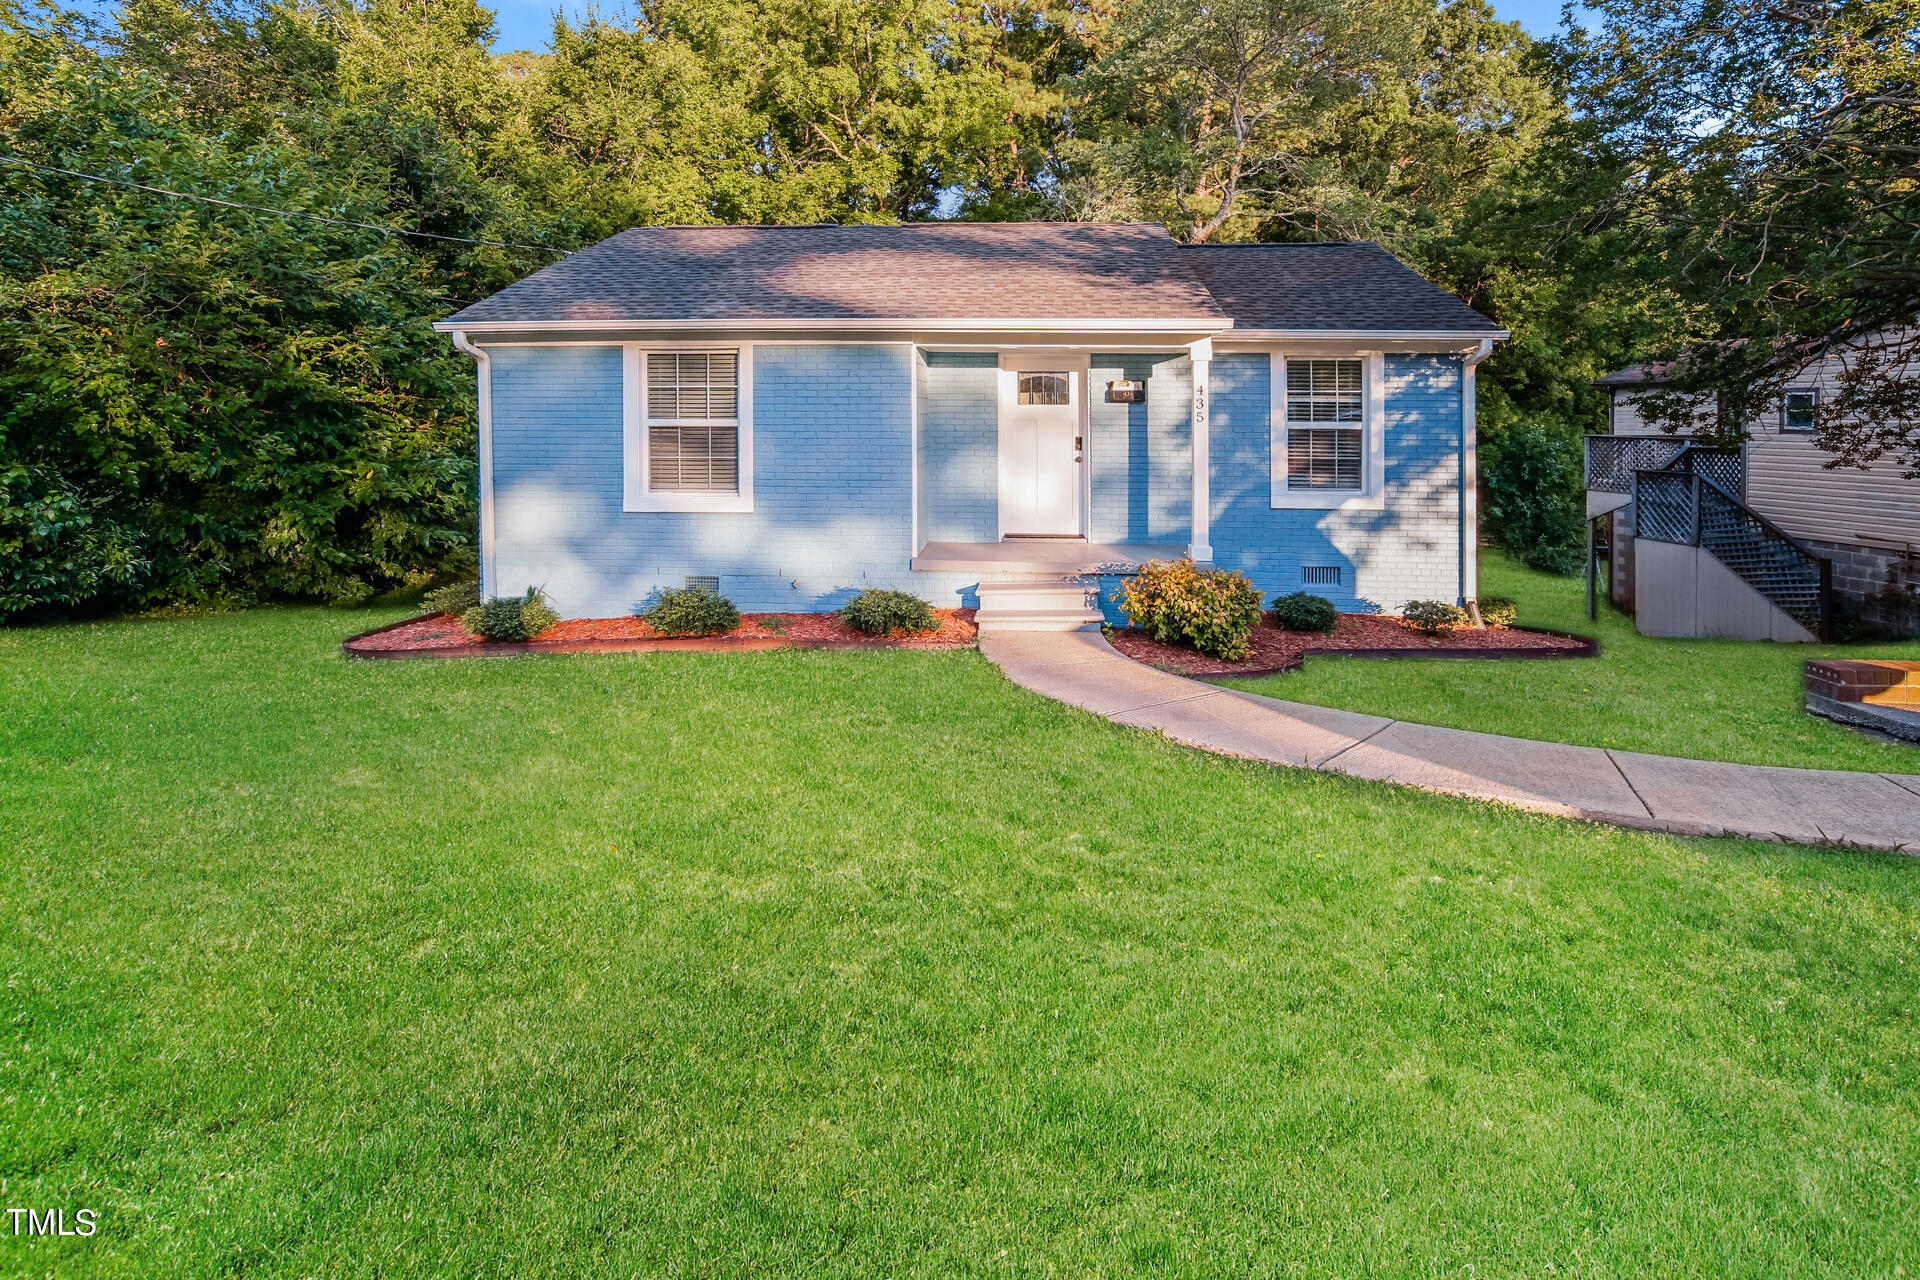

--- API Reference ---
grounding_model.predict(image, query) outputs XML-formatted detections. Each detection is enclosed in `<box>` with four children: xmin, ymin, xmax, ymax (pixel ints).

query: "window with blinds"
<box><xmin>647</xmin><ymin>351</ymin><xmax>739</xmax><ymax>492</ymax></box>
<box><xmin>1285</xmin><ymin>359</ymin><xmax>1364</xmax><ymax>491</ymax></box>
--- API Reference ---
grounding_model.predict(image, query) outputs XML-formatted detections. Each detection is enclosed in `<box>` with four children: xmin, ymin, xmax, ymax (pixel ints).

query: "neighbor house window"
<box><xmin>1782</xmin><ymin>388</ymin><xmax>1817</xmax><ymax>433</ymax></box>
<box><xmin>1285</xmin><ymin>360</ymin><xmax>1364</xmax><ymax>491</ymax></box>
<box><xmin>647</xmin><ymin>351</ymin><xmax>739</xmax><ymax>491</ymax></box>
<box><xmin>623</xmin><ymin>345</ymin><xmax>754</xmax><ymax>513</ymax></box>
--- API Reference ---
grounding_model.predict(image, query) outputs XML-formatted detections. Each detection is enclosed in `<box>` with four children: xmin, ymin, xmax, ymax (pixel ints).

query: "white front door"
<box><xmin>999</xmin><ymin>362</ymin><xmax>1083</xmax><ymax>536</ymax></box>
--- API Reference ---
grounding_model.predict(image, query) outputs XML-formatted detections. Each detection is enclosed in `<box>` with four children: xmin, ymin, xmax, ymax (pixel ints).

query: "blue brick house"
<box><xmin>436</xmin><ymin>223</ymin><xmax>1505</xmax><ymax>628</ymax></box>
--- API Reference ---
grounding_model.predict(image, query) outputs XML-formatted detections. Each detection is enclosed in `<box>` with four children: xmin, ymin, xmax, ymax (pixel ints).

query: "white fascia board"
<box><xmin>432</xmin><ymin>316</ymin><xmax>1234</xmax><ymax>335</ymax></box>
<box><xmin>1222</xmin><ymin>328</ymin><xmax>1511</xmax><ymax>344</ymax></box>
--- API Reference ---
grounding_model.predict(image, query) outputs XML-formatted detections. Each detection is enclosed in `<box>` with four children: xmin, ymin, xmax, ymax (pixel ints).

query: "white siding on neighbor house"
<box><xmin>1743</xmin><ymin>351</ymin><xmax>1920</xmax><ymax>549</ymax></box>
<box><xmin>1608</xmin><ymin>349</ymin><xmax>1920</xmax><ymax>549</ymax></box>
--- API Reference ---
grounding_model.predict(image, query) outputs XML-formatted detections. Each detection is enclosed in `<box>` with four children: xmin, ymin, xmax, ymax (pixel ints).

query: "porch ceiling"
<box><xmin>911</xmin><ymin>539</ymin><xmax>1182</xmax><ymax>574</ymax></box>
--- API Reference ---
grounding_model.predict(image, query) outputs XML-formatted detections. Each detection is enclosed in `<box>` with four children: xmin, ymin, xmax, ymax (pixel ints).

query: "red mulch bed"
<box><xmin>347</xmin><ymin>608</ymin><xmax>977</xmax><ymax>658</ymax></box>
<box><xmin>1108</xmin><ymin>611</ymin><xmax>1592</xmax><ymax>677</ymax></box>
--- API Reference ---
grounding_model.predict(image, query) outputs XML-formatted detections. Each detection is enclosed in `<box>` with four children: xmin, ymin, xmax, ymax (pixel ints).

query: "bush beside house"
<box><xmin>1270</xmin><ymin>592</ymin><xmax>1338</xmax><ymax>633</ymax></box>
<box><xmin>643</xmin><ymin>587</ymin><xmax>741</xmax><ymax>637</ymax></box>
<box><xmin>842</xmin><ymin>589</ymin><xmax>937</xmax><ymax>637</ymax></box>
<box><xmin>1402</xmin><ymin>600</ymin><xmax>1468</xmax><ymax>635</ymax></box>
<box><xmin>1116</xmin><ymin>559</ymin><xmax>1263</xmax><ymax>660</ymax></box>
<box><xmin>463</xmin><ymin>589</ymin><xmax>559</xmax><ymax>641</ymax></box>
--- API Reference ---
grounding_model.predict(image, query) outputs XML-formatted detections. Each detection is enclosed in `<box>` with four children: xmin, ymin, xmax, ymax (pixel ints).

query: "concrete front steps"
<box><xmin>974</xmin><ymin>579</ymin><xmax>1103</xmax><ymax>632</ymax></box>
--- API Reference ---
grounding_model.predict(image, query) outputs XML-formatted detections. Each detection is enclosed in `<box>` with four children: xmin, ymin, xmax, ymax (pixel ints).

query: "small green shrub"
<box><xmin>462</xmin><ymin>588</ymin><xmax>559</xmax><ymax>641</ymax></box>
<box><xmin>1476</xmin><ymin>596</ymin><xmax>1518</xmax><ymax>628</ymax></box>
<box><xmin>755</xmin><ymin>616</ymin><xmax>789</xmax><ymax>633</ymax></box>
<box><xmin>644</xmin><ymin>587</ymin><xmax>741</xmax><ymax>637</ymax></box>
<box><xmin>842</xmin><ymin>589</ymin><xmax>937</xmax><ymax>636</ymax></box>
<box><xmin>1401</xmin><ymin>599</ymin><xmax>1468</xmax><ymax>636</ymax></box>
<box><xmin>1270</xmin><ymin>591</ymin><xmax>1337</xmax><ymax>633</ymax></box>
<box><xmin>1115</xmin><ymin>558</ymin><xmax>1263</xmax><ymax>660</ymax></box>
<box><xmin>423</xmin><ymin>579</ymin><xmax>480</xmax><ymax>616</ymax></box>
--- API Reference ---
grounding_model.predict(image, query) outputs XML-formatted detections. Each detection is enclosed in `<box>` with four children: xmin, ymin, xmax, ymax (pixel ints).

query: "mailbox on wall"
<box><xmin>1106</xmin><ymin>379</ymin><xmax>1146</xmax><ymax>404</ymax></box>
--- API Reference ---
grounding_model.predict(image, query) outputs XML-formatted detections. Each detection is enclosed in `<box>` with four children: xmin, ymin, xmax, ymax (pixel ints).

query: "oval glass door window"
<box><xmin>1017</xmin><ymin>372</ymin><xmax>1070</xmax><ymax>405</ymax></box>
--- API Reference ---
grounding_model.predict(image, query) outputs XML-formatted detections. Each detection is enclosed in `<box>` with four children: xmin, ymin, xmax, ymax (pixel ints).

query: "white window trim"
<box><xmin>1780</xmin><ymin>386</ymin><xmax>1818</xmax><ymax>434</ymax></box>
<box><xmin>623</xmin><ymin>342</ymin><xmax>754</xmax><ymax>513</ymax></box>
<box><xmin>1269</xmin><ymin>352</ymin><xmax>1387</xmax><ymax>510</ymax></box>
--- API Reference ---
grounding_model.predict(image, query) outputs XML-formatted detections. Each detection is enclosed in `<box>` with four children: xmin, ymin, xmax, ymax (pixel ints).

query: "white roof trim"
<box><xmin>1226</xmin><ymin>327</ymin><xmax>1510</xmax><ymax>342</ymax></box>
<box><xmin>432</xmin><ymin>316</ymin><xmax>1234</xmax><ymax>334</ymax></box>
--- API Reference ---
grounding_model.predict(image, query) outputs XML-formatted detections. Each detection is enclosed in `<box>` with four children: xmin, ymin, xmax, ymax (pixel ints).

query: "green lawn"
<box><xmin>3</xmin><ymin>607</ymin><xmax>1917</xmax><ymax>1277</ymax></box>
<box><xmin>1214</xmin><ymin>550</ymin><xmax>1920</xmax><ymax>773</ymax></box>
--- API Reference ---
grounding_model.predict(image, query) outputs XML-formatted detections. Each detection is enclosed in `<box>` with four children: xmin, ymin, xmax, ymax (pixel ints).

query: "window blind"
<box><xmin>1285</xmin><ymin>359</ymin><xmax>1364</xmax><ymax>491</ymax></box>
<box><xmin>647</xmin><ymin>352</ymin><xmax>740</xmax><ymax>492</ymax></box>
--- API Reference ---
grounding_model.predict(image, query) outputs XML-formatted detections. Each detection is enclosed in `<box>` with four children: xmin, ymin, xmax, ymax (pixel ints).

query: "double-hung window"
<box><xmin>1270</xmin><ymin>354</ymin><xmax>1385</xmax><ymax>509</ymax></box>
<box><xmin>1285</xmin><ymin>360</ymin><xmax>1364</xmax><ymax>491</ymax></box>
<box><xmin>623</xmin><ymin>346</ymin><xmax>753</xmax><ymax>512</ymax></box>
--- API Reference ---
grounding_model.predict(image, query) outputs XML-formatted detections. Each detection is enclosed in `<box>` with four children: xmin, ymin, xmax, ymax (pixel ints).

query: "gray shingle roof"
<box><xmin>442</xmin><ymin>222</ymin><xmax>1226</xmax><ymax>326</ymax></box>
<box><xmin>440</xmin><ymin>224</ymin><xmax>1504</xmax><ymax>335</ymax></box>
<box><xmin>1177</xmin><ymin>241</ymin><xmax>1503</xmax><ymax>334</ymax></box>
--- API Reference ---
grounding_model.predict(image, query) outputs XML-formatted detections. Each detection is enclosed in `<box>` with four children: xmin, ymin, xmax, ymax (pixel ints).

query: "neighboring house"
<box><xmin>435</xmin><ymin>223</ymin><xmax>1505</xmax><ymax>629</ymax></box>
<box><xmin>1588</xmin><ymin>350</ymin><xmax>1920</xmax><ymax>639</ymax></box>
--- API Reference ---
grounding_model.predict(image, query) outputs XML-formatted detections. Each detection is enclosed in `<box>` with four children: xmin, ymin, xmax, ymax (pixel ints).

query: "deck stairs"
<box><xmin>973</xmin><ymin>579</ymin><xmax>1104</xmax><ymax>632</ymax></box>
<box><xmin>1629</xmin><ymin>447</ymin><xmax>1832</xmax><ymax>637</ymax></box>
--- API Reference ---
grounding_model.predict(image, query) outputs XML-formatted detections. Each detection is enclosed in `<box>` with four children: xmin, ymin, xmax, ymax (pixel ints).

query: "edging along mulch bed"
<box><xmin>344</xmin><ymin>608</ymin><xmax>978</xmax><ymax>659</ymax></box>
<box><xmin>1108</xmin><ymin>610</ymin><xmax>1597</xmax><ymax>678</ymax></box>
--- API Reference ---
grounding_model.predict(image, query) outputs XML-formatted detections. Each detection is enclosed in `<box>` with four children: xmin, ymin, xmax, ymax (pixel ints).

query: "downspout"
<box><xmin>449</xmin><ymin>330</ymin><xmax>494</xmax><ymax>600</ymax></box>
<box><xmin>1460</xmin><ymin>337</ymin><xmax>1494</xmax><ymax>614</ymax></box>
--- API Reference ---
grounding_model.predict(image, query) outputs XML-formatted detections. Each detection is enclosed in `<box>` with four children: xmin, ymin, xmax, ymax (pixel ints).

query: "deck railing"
<box><xmin>1585</xmin><ymin>436</ymin><xmax>1744</xmax><ymax>497</ymax></box>
<box><xmin>1631</xmin><ymin>465</ymin><xmax>1831</xmax><ymax>637</ymax></box>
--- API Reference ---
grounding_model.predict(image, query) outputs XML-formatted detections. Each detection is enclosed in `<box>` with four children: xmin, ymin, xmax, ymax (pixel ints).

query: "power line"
<box><xmin>0</xmin><ymin>154</ymin><xmax>572</xmax><ymax>256</ymax></box>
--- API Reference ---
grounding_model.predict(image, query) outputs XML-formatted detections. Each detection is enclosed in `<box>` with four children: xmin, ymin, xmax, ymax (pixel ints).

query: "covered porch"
<box><xmin>909</xmin><ymin>539</ymin><xmax>1184</xmax><ymax>574</ymax></box>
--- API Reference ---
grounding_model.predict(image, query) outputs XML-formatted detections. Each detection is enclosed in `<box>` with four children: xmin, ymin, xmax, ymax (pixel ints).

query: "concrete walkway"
<box><xmin>980</xmin><ymin>629</ymin><xmax>1920</xmax><ymax>852</ymax></box>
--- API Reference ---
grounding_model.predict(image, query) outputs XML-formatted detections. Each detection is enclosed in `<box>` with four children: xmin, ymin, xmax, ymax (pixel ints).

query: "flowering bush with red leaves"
<box><xmin>1114</xmin><ymin>558</ymin><xmax>1263</xmax><ymax>660</ymax></box>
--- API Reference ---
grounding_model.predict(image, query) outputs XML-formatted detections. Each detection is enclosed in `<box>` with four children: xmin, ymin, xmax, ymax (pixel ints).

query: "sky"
<box><xmin>485</xmin><ymin>0</ymin><xmax>1590</xmax><ymax>53</ymax></box>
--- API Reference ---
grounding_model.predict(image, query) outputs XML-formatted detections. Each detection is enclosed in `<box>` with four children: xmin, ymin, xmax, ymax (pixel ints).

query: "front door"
<box><xmin>1000</xmin><ymin>363</ymin><xmax>1083</xmax><ymax>536</ymax></box>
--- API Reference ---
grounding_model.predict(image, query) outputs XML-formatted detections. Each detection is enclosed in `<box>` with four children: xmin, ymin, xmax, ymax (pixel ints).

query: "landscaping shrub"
<box><xmin>842</xmin><ymin>589</ymin><xmax>937</xmax><ymax>636</ymax></box>
<box><xmin>1402</xmin><ymin>599</ymin><xmax>1468</xmax><ymax>635</ymax></box>
<box><xmin>463</xmin><ymin>588</ymin><xmax>559</xmax><ymax>641</ymax></box>
<box><xmin>423</xmin><ymin>580</ymin><xmax>481</xmax><ymax>616</ymax></box>
<box><xmin>1116</xmin><ymin>558</ymin><xmax>1263</xmax><ymax>660</ymax></box>
<box><xmin>1270</xmin><ymin>591</ymin><xmax>1338</xmax><ymax>633</ymax></box>
<box><xmin>1477</xmin><ymin>596</ymin><xmax>1518</xmax><ymax>628</ymax></box>
<box><xmin>1482</xmin><ymin>425</ymin><xmax>1586</xmax><ymax>575</ymax></box>
<box><xmin>644</xmin><ymin>587</ymin><xmax>741</xmax><ymax>637</ymax></box>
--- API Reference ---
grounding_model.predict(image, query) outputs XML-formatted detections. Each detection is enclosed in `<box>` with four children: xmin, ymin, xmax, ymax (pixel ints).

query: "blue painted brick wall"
<box><xmin>1088</xmin><ymin>354</ymin><xmax>1192</xmax><ymax>544</ymax></box>
<box><xmin>488</xmin><ymin>343</ymin><xmax>1466</xmax><ymax>620</ymax></box>
<box><xmin>1203</xmin><ymin>352</ymin><xmax>1464</xmax><ymax>613</ymax></box>
<box><xmin>918</xmin><ymin>351</ymin><xmax>999</xmax><ymax>543</ymax></box>
<box><xmin>489</xmin><ymin>343</ymin><xmax>979</xmax><ymax>616</ymax></box>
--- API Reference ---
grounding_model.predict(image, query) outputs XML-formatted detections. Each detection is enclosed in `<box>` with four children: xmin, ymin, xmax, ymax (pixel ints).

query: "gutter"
<box><xmin>1223</xmin><ymin>327</ymin><xmax>1511</xmax><ymax>343</ymax></box>
<box><xmin>430</xmin><ymin>315</ymin><xmax>1235</xmax><ymax>335</ymax></box>
<box><xmin>448</xmin><ymin>330</ymin><xmax>494</xmax><ymax>600</ymax></box>
<box><xmin>1460</xmin><ymin>337</ymin><xmax>1496</xmax><ymax>609</ymax></box>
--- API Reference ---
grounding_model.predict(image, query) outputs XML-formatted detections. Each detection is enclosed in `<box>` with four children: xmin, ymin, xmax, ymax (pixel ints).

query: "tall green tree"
<box><xmin>0</xmin><ymin>2</ymin><xmax>549</xmax><ymax>613</ymax></box>
<box><xmin>1070</xmin><ymin>0</ymin><xmax>1423</xmax><ymax>240</ymax></box>
<box><xmin>1560</xmin><ymin>0</ymin><xmax>1920</xmax><ymax>472</ymax></box>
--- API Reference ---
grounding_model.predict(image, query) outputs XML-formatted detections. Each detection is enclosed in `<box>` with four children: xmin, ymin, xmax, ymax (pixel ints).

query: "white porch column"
<box><xmin>1189</xmin><ymin>339</ymin><xmax>1213</xmax><ymax>563</ymax></box>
